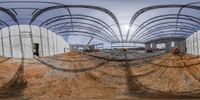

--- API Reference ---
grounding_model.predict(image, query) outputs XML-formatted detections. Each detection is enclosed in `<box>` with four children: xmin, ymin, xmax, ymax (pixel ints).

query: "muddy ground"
<box><xmin>0</xmin><ymin>51</ymin><xmax>200</xmax><ymax>100</ymax></box>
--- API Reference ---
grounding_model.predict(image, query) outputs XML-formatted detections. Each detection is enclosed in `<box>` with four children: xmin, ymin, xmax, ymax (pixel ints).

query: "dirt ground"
<box><xmin>0</xmin><ymin>51</ymin><xmax>200</xmax><ymax>100</ymax></box>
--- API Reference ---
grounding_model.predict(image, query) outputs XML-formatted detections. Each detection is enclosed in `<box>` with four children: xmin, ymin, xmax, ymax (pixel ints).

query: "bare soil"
<box><xmin>0</xmin><ymin>52</ymin><xmax>200</xmax><ymax>100</ymax></box>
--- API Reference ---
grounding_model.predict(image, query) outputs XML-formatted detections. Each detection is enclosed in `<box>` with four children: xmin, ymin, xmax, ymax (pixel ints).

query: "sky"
<box><xmin>64</xmin><ymin>0</ymin><xmax>200</xmax><ymax>47</ymax></box>
<box><xmin>0</xmin><ymin>0</ymin><xmax>200</xmax><ymax>48</ymax></box>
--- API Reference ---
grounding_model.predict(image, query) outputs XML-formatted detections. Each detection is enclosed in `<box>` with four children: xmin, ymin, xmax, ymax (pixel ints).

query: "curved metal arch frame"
<box><xmin>40</xmin><ymin>16</ymin><xmax>119</xmax><ymax>42</ymax></box>
<box><xmin>55</xmin><ymin>25</ymin><xmax>116</xmax><ymax>42</ymax></box>
<box><xmin>142</xmin><ymin>31</ymin><xmax>190</xmax><ymax>42</ymax></box>
<box><xmin>0</xmin><ymin>1</ymin><xmax>200</xmax><ymax>45</ymax></box>
<box><xmin>131</xmin><ymin>20</ymin><xmax>198</xmax><ymax>41</ymax></box>
<box><xmin>133</xmin><ymin>20</ymin><xmax>200</xmax><ymax>40</ymax></box>
<box><xmin>144</xmin><ymin>34</ymin><xmax>187</xmax><ymax>42</ymax></box>
<box><xmin>59</xmin><ymin>30</ymin><xmax>113</xmax><ymax>43</ymax></box>
<box><xmin>136</xmin><ymin>25</ymin><xmax>197</xmax><ymax>40</ymax></box>
<box><xmin>30</xmin><ymin>5</ymin><xmax>123</xmax><ymax>42</ymax></box>
<box><xmin>47</xmin><ymin>21</ymin><xmax>116</xmax><ymax>41</ymax></box>
<box><xmin>176</xmin><ymin>2</ymin><xmax>200</xmax><ymax>35</ymax></box>
<box><xmin>132</xmin><ymin>22</ymin><xmax>200</xmax><ymax>41</ymax></box>
<box><xmin>41</xmin><ymin>14</ymin><xmax>117</xmax><ymax>36</ymax></box>
<box><xmin>127</xmin><ymin>4</ymin><xmax>200</xmax><ymax>42</ymax></box>
<box><xmin>139</xmin><ymin>29</ymin><xmax>194</xmax><ymax>41</ymax></box>
<box><xmin>60</xmin><ymin>33</ymin><xmax>110</xmax><ymax>43</ymax></box>
<box><xmin>132</xmin><ymin>14</ymin><xmax>200</xmax><ymax>36</ymax></box>
<box><xmin>39</xmin><ymin>14</ymin><xmax>120</xmax><ymax>41</ymax></box>
<box><xmin>0</xmin><ymin>1</ymin><xmax>120</xmax><ymax>44</ymax></box>
<box><xmin>0</xmin><ymin>7</ymin><xmax>18</xmax><ymax>24</ymax></box>
<box><xmin>129</xmin><ymin>15</ymin><xmax>200</xmax><ymax>42</ymax></box>
<box><xmin>135</xmin><ymin>21</ymin><xmax>200</xmax><ymax>37</ymax></box>
<box><xmin>0</xmin><ymin>1</ymin><xmax>73</xmax><ymax>29</ymax></box>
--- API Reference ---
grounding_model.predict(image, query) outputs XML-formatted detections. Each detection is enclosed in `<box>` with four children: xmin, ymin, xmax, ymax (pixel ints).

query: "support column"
<box><xmin>174</xmin><ymin>40</ymin><xmax>186</xmax><ymax>53</ymax></box>
<box><xmin>145</xmin><ymin>43</ymin><xmax>151</xmax><ymax>48</ymax></box>
<box><xmin>152</xmin><ymin>43</ymin><xmax>157</xmax><ymax>49</ymax></box>
<box><xmin>56</xmin><ymin>35</ymin><xmax>58</xmax><ymax>54</ymax></box>
<box><xmin>39</xmin><ymin>27</ymin><xmax>44</xmax><ymax>57</ymax></box>
<box><xmin>17</xmin><ymin>25</ymin><xmax>24</xmax><ymax>58</ymax></box>
<box><xmin>165</xmin><ymin>41</ymin><xmax>171</xmax><ymax>52</ymax></box>
<box><xmin>1</xmin><ymin>30</ymin><xmax>4</xmax><ymax>56</ymax></box>
<box><xmin>46</xmin><ymin>29</ymin><xmax>50</xmax><ymax>56</ymax></box>
<box><xmin>29</xmin><ymin>25</ymin><xmax>34</xmax><ymax>58</ymax></box>
<box><xmin>8</xmin><ymin>27</ymin><xmax>13</xmax><ymax>57</ymax></box>
<box><xmin>52</xmin><ymin>31</ymin><xmax>55</xmax><ymax>55</ymax></box>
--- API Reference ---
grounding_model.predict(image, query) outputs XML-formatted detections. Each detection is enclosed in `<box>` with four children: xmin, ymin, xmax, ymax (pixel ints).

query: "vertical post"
<box><xmin>8</xmin><ymin>27</ymin><xmax>13</xmax><ymax>57</ymax></box>
<box><xmin>39</xmin><ymin>27</ymin><xmax>44</xmax><ymax>57</ymax></box>
<box><xmin>195</xmin><ymin>32</ymin><xmax>199</xmax><ymax>55</ymax></box>
<box><xmin>17</xmin><ymin>25</ymin><xmax>24</xmax><ymax>58</ymax></box>
<box><xmin>193</xmin><ymin>33</ymin><xmax>195</xmax><ymax>55</ymax></box>
<box><xmin>56</xmin><ymin>35</ymin><xmax>58</xmax><ymax>54</ymax></box>
<box><xmin>52</xmin><ymin>31</ymin><xmax>55</xmax><ymax>55</ymax></box>
<box><xmin>29</xmin><ymin>25</ymin><xmax>34</xmax><ymax>58</ymax></box>
<box><xmin>1</xmin><ymin>30</ymin><xmax>4</xmax><ymax>56</ymax></box>
<box><xmin>46</xmin><ymin>29</ymin><xmax>50</xmax><ymax>56</ymax></box>
<box><xmin>111</xmin><ymin>42</ymin><xmax>112</xmax><ymax>49</ymax></box>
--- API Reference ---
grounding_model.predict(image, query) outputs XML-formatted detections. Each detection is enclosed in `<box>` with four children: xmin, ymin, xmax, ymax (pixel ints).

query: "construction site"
<box><xmin>0</xmin><ymin>0</ymin><xmax>200</xmax><ymax>100</ymax></box>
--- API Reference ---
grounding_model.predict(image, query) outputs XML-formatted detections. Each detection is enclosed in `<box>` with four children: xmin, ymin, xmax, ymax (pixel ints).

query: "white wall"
<box><xmin>0</xmin><ymin>25</ymin><xmax>69</xmax><ymax>58</ymax></box>
<box><xmin>186</xmin><ymin>30</ymin><xmax>200</xmax><ymax>55</ymax></box>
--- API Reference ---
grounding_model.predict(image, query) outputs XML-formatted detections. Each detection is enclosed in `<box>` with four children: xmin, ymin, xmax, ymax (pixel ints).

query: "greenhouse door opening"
<box><xmin>33</xmin><ymin>43</ymin><xmax>39</xmax><ymax>57</ymax></box>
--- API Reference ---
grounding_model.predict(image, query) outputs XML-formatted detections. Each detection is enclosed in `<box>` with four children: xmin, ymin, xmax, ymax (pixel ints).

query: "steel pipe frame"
<box><xmin>44</xmin><ymin>14</ymin><xmax>120</xmax><ymax>41</ymax></box>
<box><xmin>57</xmin><ymin>28</ymin><xmax>114</xmax><ymax>43</ymax></box>
<box><xmin>127</xmin><ymin>4</ymin><xmax>200</xmax><ymax>42</ymax></box>
<box><xmin>52</xmin><ymin>24</ymin><xmax>116</xmax><ymax>42</ymax></box>
<box><xmin>0</xmin><ymin>30</ymin><xmax>4</xmax><ymax>56</ymax></box>
<box><xmin>0</xmin><ymin>1</ymin><xmax>72</xmax><ymax>27</ymax></box>
<box><xmin>136</xmin><ymin>25</ymin><xmax>197</xmax><ymax>40</ymax></box>
<box><xmin>48</xmin><ymin>21</ymin><xmax>114</xmax><ymax>36</ymax></box>
<box><xmin>131</xmin><ymin>19</ymin><xmax>199</xmax><ymax>40</ymax></box>
<box><xmin>143</xmin><ymin>34</ymin><xmax>189</xmax><ymax>42</ymax></box>
<box><xmin>141</xmin><ymin>30</ymin><xmax>192</xmax><ymax>40</ymax></box>
<box><xmin>59</xmin><ymin>30</ymin><xmax>112</xmax><ymax>43</ymax></box>
<box><xmin>46</xmin><ymin>29</ymin><xmax>50</xmax><ymax>56</ymax></box>
<box><xmin>130</xmin><ymin>14</ymin><xmax>200</xmax><ymax>40</ymax></box>
<box><xmin>0</xmin><ymin>2</ymin><xmax>200</xmax><ymax>45</ymax></box>
<box><xmin>56</xmin><ymin>26</ymin><xmax>112</xmax><ymax>40</ymax></box>
<box><xmin>39</xmin><ymin>15</ymin><xmax>119</xmax><ymax>41</ymax></box>
<box><xmin>0</xmin><ymin>1</ymin><xmax>119</xmax><ymax>45</ymax></box>
<box><xmin>51</xmin><ymin>22</ymin><xmax>118</xmax><ymax>41</ymax></box>
<box><xmin>60</xmin><ymin>33</ymin><xmax>110</xmax><ymax>43</ymax></box>
<box><xmin>176</xmin><ymin>2</ymin><xmax>200</xmax><ymax>35</ymax></box>
<box><xmin>130</xmin><ymin>15</ymin><xmax>200</xmax><ymax>40</ymax></box>
<box><xmin>40</xmin><ymin>15</ymin><xmax>119</xmax><ymax>39</ymax></box>
<box><xmin>142</xmin><ymin>32</ymin><xmax>186</xmax><ymax>43</ymax></box>
<box><xmin>30</xmin><ymin>5</ymin><xmax>123</xmax><ymax>42</ymax></box>
<box><xmin>134</xmin><ymin>21</ymin><xmax>200</xmax><ymax>38</ymax></box>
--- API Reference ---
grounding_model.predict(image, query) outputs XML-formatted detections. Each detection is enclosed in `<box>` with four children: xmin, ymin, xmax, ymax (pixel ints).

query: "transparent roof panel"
<box><xmin>0</xmin><ymin>1</ymin><xmax>199</xmax><ymax>44</ymax></box>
